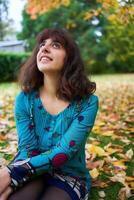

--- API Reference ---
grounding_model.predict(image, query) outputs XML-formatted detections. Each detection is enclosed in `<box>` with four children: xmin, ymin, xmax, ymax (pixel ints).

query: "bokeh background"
<box><xmin>0</xmin><ymin>1</ymin><xmax>134</xmax><ymax>200</ymax></box>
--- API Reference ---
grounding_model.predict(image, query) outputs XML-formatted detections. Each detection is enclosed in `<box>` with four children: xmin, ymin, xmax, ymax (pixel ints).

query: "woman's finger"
<box><xmin>0</xmin><ymin>187</ymin><xmax>12</xmax><ymax>200</ymax></box>
<box><xmin>0</xmin><ymin>167</ymin><xmax>11</xmax><ymax>194</ymax></box>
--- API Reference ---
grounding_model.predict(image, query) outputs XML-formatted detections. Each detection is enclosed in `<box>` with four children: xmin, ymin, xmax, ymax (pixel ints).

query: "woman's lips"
<box><xmin>41</xmin><ymin>57</ymin><xmax>51</xmax><ymax>63</ymax></box>
<box><xmin>40</xmin><ymin>55</ymin><xmax>53</xmax><ymax>62</ymax></box>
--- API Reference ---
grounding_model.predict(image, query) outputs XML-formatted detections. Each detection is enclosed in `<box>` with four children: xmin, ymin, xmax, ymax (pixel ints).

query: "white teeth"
<box><xmin>40</xmin><ymin>56</ymin><xmax>52</xmax><ymax>62</ymax></box>
<box><xmin>41</xmin><ymin>57</ymin><xmax>50</xmax><ymax>61</ymax></box>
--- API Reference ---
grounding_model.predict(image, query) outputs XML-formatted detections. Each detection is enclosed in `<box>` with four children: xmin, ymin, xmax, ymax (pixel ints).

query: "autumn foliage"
<box><xmin>84</xmin><ymin>0</ymin><xmax>134</xmax><ymax>25</ymax></box>
<box><xmin>26</xmin><ymin>0</ymin><xmax>134</xmax><ymax>25</ymax></box>
<box><xmin>26</xmin><ymin>0</ymin><xmax>70</xmax><ymax>19</ymax></box>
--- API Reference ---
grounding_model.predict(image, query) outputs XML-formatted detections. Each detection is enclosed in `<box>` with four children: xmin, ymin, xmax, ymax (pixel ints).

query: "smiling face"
<box><xmin>37</xmin><ymin>38</ymin><xmax>66</xmax><ymax>74</ymax></box>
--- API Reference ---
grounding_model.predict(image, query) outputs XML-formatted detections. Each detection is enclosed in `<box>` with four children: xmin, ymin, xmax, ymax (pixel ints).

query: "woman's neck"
<box><xmin>40</xmin><ymin>73</ymin><xmax>60</xmax><ymax>100</ymax></box>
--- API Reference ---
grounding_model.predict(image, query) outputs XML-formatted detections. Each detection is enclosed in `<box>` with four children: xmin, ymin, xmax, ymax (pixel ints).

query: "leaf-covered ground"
<box><xmin>0</xmin><ymin>74</ymin><xmax>134</xmax><ymax>200</ymax></box>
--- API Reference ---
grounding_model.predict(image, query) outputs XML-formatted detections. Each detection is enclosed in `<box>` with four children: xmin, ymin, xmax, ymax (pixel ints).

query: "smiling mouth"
<box><xmin>40</xmin><ymin>56</ymin><xmax>53</xmax><ymax>62</ymax></box>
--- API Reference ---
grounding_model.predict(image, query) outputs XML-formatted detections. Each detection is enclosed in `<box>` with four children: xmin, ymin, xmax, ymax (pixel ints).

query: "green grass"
<box><xmin>90</xmin><ymin>183</ymin><xmax>123</xmax><ymax>200</ymax></box>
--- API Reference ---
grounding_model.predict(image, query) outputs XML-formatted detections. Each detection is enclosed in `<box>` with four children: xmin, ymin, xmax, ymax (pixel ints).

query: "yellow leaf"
<box><xmin>97</xmin><ymin>122</ymin><xmax>106</xmax><ymax>126</ymax></box>
<box><xmin>117</xmin><ymin>153</ymin><xmax>129</xmax><ymax>160</ymax></box>
<box><xmin>89</xmin><ymin>168</ymin><xmax>99</xmax><ymax>179</ymax></box>
<box><xmin>112</xmin><ymin>161</ymin><xmax>127</xmax><ymax>170</ymax></box>
<box><xmin>83</xmin><ymin>12</ymin><xmax>93</xmax><ymax>21</ymax></box>
<box><xmin>92</xmin><ymin>179</ymin><xmax>109</xmax><ymax>188</ymax></box>
<box><xmin>105</xmin><ymin>147</ymin><xmax>119</xmax><ymax>155</ymax></box>
<box><xmin>108</xmin><ymin>14</ymin><xmax>116</xmax><ymax>22</ymax></box>
<box><xmin>128</xmin><ymin>182</ymin><xmax>134</xmax><ymax>189</ymax></box>
<box><xmin>86</xmin><ymin>144</ymin><xmax>107</xmax><ymax>156</ymax></box>
<box><xmin>125</xmin><ymin>176</ymin><xmax>134</xmax><ymax>189</ymax></box>
<box><xmin>102</xmin><ymin>130</ymin><xmax>115</xmax><ymax>136</ymax></box>
<box><xmin>125</xmin><ymin>176</ymin><xmax>134</xmax><ymax>182</ymax></box>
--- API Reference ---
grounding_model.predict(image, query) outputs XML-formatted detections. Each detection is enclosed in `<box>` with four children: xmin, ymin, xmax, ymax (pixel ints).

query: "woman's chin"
<box><xmin>37</xmin><ymin>64</ymin><xmax>62</xmax><ymax>74</ymax></box>
<box><xmin>38</xmin><ymin>64</ymin><xmax>52</xmax><ymax>71</ymax></box>
<box><xmin>38</xmin><ymin>67</ymin><xmax>58</xmax><ymax>74</ymax></box>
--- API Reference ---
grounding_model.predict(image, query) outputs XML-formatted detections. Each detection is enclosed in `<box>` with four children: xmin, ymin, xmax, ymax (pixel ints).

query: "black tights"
<box><xmin>8</xmin><ymin>175</ymin><xmax>71</xmax><ymax>200</ymax></box>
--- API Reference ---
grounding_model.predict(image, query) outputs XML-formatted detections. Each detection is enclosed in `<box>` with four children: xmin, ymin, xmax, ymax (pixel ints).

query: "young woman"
<box><xmin>0</xmin><ymin>28</ymin><xmax>99</xmax><ymax>200</ymax></box>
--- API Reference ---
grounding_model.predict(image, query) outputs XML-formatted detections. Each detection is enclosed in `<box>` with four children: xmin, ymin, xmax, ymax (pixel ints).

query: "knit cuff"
<box><xmin>7</xmin><ymin>158</ymin><xmax>35</xmax><ymax>192</ymax></box>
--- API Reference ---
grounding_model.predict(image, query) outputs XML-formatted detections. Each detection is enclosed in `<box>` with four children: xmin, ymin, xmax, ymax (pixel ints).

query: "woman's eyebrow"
<box><xmin>40</xmin><ymin>39</ymin><xmax>63</xmax><ymax>47</ymax></box>
<box><xmin>52</xmin><ymin>40</ymin><xmax>62</xmax><ymax>43</ymax></box>
<box><xmin>41</xmin><ymin>39</ymin><xmax>61</xmax><ymax>43</ymax></box>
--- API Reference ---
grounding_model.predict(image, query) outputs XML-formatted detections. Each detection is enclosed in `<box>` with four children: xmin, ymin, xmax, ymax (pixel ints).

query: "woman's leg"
<box><xmin>8</xmin><ymin>175</ymin><xmax>47</xmax><ymax>200</ymax></box>
<box><xmin>40</xmin><ymin>185</ymin><xmax>72</xmax><ymax>200</ymax></box>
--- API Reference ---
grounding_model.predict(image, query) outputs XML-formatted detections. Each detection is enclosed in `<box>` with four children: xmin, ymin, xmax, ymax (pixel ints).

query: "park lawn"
<box><xmin>0</xmin><ymin>73</ymin><xmax>134</xmax><ymax>200</ymax></box>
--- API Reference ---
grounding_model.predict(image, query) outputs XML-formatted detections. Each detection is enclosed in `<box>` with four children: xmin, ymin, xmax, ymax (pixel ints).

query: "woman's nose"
<box><xmin>42</xmin><ymin>43</ymin><xmax>50</xmax><ymax>53</ymax></box>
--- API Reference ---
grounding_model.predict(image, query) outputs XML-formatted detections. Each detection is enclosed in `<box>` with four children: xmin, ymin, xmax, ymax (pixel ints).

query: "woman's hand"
<box><xmin>0</xmin><ymin>167</ymin><xmax>11</xmax><ymax>194</ymax></box>
<box><xmin>0</xmin><ymin>187</ymin><xmax>12</xmax><ymax>200</ymax></box>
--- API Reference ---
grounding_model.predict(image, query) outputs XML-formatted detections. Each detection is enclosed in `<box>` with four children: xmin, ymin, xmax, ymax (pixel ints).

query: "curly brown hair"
<box><xmin>17</xmin><ymin>28</ymin><xmax>96</xmax><ymax>101</ymax></box>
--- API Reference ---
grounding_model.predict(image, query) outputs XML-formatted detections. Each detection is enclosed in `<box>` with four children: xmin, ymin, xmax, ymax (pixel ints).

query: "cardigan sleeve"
<box><xmin>26</xmin><ymin>94</ymin><xmax>99</xmax><ymax>173</ymax></box>
<box><xmin>12</xmin><ymin>91</ymin><xmax>39</xmax><ymax>163</ymax></box>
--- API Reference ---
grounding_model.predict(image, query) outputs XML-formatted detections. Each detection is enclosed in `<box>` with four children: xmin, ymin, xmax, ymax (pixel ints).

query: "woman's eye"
<box><xmin>39</xmin><ymin>41</ymin><xmax>62</xmax><ymax>49</ymax></box>
<box><xmin>52</xmin><ymin>42</ymin><xmax>61</xmax><ymax>48</ymax></box>
<box><xmin>39</xmin><ymin>42</ymin><xmax>45</xmax><ymax>48</ymax></box>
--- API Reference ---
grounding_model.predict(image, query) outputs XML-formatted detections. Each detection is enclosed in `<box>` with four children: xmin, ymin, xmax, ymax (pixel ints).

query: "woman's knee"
<box><xmin>40</xmin><ymin>186</ymin><xmax>72</xmax><ymax>200</ymax></box>
<box><xmin>8</xmin><ymin>176</ymin><xmax>45</xmax><ymax>200</ymax></box>
<box><xmin>41</xmin><ymin>186</ymin><xmax>71</xmax><ymax>200</ymax></box>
